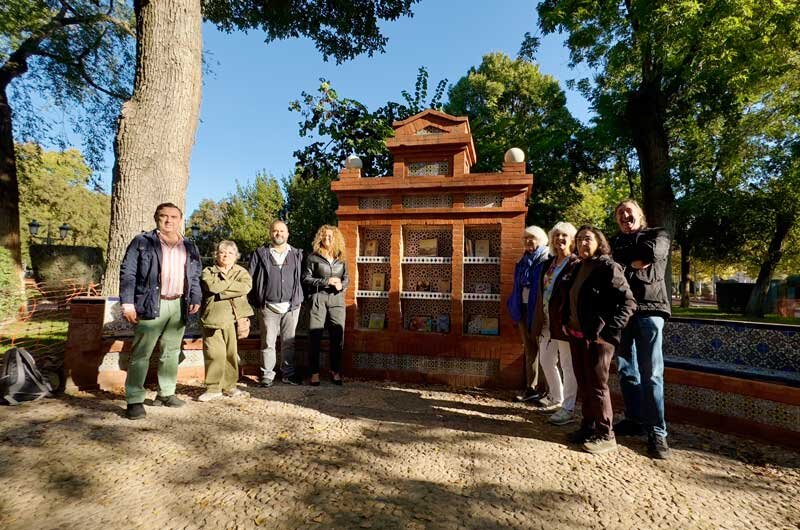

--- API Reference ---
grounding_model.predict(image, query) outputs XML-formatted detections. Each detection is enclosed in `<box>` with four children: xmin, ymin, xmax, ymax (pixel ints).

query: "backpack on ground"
<box><xmin>0</xmin><ymin>347</ymin><xmax>53</xmax><ymax>405</ymax></box>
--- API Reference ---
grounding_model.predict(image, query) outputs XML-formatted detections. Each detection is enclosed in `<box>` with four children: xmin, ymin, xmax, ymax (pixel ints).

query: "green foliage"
<box><xmin>563</xmin><ymin>172</ymin><xmax>632</xmax><ymax>234</ymax></box>
<box><xmin>16</xmin><ymin>143</ymin><xmax>111</xmax><ymax>266</ymax></box>
<box><xmin>445</xmin><ymin>53</ymin><xmax>585</xmax><ymax>228</ymax></box>
<box><xmin>29</xmin><ymin>244</ymin><xmax>104</xmax><ymax>292</ymax></box>
<box><xmin>223</xmin><ymin>171</ymin><xmax>285</xmax><ymax>256</ymax></box>
<box><xmin>283</xmin><ymin>173</ymin><xmax>339</xmax><ymax>254</ymax></box>
<box><xmin>0</xmin><ymin>246</ymin><xmax>24</xmax><ymax>322</ymax></box>
<box><xmin>202</xmin><ymin>0</ymin><xmax>419</xmax><ymax>64</ymax></box>
<box><xmin>187</xmin><ymin>198</ymin><xmax>230</xmax><ymax>258</ymax></box>
<box><xmin>3</xmin><ymin>0</ymin><xmax>135</xmax><ymax>170</ymax></box>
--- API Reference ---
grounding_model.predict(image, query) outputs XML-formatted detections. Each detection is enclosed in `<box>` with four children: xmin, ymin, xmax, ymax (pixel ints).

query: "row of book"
<box><xmin>366</xmin><ymin>313</ymin><xmax>498</xmax><ymax>335</ymax></box>
<box><xmin>365</xmin><ymin>275</ymin><xmax>493</xmax><ymax>294</ymax></box>
<box><xmin>361</xmin><ymin>238</ymin><xmax>494</xmax><ymax>257</ymax></box>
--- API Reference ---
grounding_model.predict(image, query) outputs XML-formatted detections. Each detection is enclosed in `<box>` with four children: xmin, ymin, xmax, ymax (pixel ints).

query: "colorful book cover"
<box><xmin>418</xmin><ymin>238</ymin><xmax>438</xmax><ymax>257</ymax></box>
<box><xmin>436</xmin><ymin>314</ymin><xmax>450</xmax><ymax>333</ymax></box>
<box><xmin>409</xmin><ymin>315</ymin><xmax>432</xmax><ymax>332</ymax></box>
<box><xmin>474</xmin><ymin>282</ymin><xmax>492</xmax><ymax>294</ymax></box>
<box><xmin>370</xmin><ymin>272</ymin><xmax>385</xmax><ymax>291</ymax></box>
<box><xmin>480</xmin><ymin>317</ymin><xmax>499</xmax><ymax>335</ymax></box>
<box><xmin>368</xmin><ymin>312</ymin><xmax>385</xmax><ymax>330</ymax></box>
<box><xmin>364</xmin><ymin>240</ymin><xmax>379</xmax><ymax>256</ymax></box>
<box><xmin>467</xmin><ymin>315</ymin><xmax>483</xmax><ymax>335</ymax></box>
<box><xmin>475</xmin><ymin>239</ymin><xmax>491</xmax><ymax>257</ymax></box>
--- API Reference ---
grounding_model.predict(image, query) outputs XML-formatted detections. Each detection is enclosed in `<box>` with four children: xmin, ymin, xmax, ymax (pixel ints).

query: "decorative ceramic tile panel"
<box><xmin>465</xmin><ymin>193</ymin><xmax>503</xmax><ymax>208</ymax></box>
<box><xmin>407</xmin><ymin>161</ymin><xmax>450</xmax><ymax>176</ymax></box>
<box><xmin>354</xmin><ymin>352</ymin><xmax>499</xmax><ymax>377</ymax></box>
<box><xmin>359</xmin><ymin>226</ymin><xmax>391</xmax><ymax>257</ymax></box>
<box><xmin>609</xmin><ymin>374</ymin><xmax>800</xmax><ymax>433</ymax></box>
<box><xmin>403</xmin><ymin>227</ymin><xmax>453</xmax><ymax>257</ymax></box>
<box><xmin>402</xmin><ymin>195</ymin><xmax>454</xmax><ymax>208</ymax></box>
<box><xmin>664</xmin><ymin>319</ymin><xmax>800</xmax><ymax>374</ymax></box>
<box><xmin>416</xmin><ymin>126</ymin><xmax>447</xmax><ymax>135</ymax></box>
<box><xmin>358</xmin><ymin>196</ymin><xmax>392</xmax><ymax>210</ymax></box>
<box><xmin>100</xmin><ymin>350</ymin><xmax>204</xmax><ymax>371</ymax></box>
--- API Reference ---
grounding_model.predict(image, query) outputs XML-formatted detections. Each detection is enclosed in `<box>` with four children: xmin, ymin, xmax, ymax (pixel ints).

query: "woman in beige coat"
<box><xmin>198</xmin><ymin>240</ymin><xmax>254</xmax><ymax>402</ymax></box>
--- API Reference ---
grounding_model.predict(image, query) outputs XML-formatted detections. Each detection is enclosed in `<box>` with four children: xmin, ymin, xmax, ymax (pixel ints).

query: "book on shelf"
<box><xmin>364</xmin><ymin>240</ymin><xmax>379</xmax><ymax>257</ymax></box>
<box><xmin>480</xmin><ymin>317</ymin><xmax>499</xmax><ymax>335</ymax></box>
<box><xmin>474</xmin><ymin>239</ymin><xmax>491</xmax><ymax>257</ymax></box>
<box><xmin>433</xmin><ymin>279</ymin><xmax>451</xmax><ymax>293</ymax></box>
<box><xmin>467</xmin><ymin>315</ymin><xmax>483</xmax><ymax>335</ymax></box>
<box><xmin>368</xmin><ymin>312</ymin><xmax>386</xmax><ymax>330</ymax></box>
<box><xmin>418</xmin><ymin>238</ymin><xmax>438</xmax><ymax>257</ymax></box>
<box><xmin>465</xmin><ymin>239</ymin><xmax>474</xmax><ymax>257</ymax></box>
<box><xmin>415</xmin><ymin>280</ymin><xmax>431</xmax><ymax>292</ymax></box>
<box><xmin>473</xmin><ymin>282</ymin><xmax>492</xmax><ymax>294</ymax></box>
<box><xmin>435</xmin><ymin>314</ymin><xmax>450</xmax><ymax>333</ymax></box>
<box><xmin>409</xmin><ymin>315</ymin><xmax>432</xmax><ymax>332</ymax></box>
<box><xmin>370</xmin><ymin>272</ymin><xmax>385</xmax><ymax>291</ymax></box>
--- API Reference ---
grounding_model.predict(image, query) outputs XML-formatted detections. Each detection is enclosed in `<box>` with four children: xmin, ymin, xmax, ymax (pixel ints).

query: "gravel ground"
<box><xmin>1</xmin><ymin>381</ymin><xmax>798</xmax><ymax>530</ymax></box>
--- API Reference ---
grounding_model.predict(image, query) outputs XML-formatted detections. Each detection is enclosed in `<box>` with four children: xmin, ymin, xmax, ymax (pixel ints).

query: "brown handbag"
<box><xmin>229</xmin><ymin>298</ymin><xmax>251</xmax><ymax>339</ymax></box>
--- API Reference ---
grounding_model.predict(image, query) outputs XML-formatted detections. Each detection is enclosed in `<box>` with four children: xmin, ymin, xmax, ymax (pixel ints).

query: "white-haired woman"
<box><xmin>531</xmin><ymin>222</ymin><xmax>580</xmax><ymax>424</ymax></box>
<box><xmin>198</xmin><ymin>240</ymin><xmax>254</xmax><ymax>402</ymax></box>
<box><xmin>507</xmin><ymin>225</ymin><xmax>550</xmax><ymax>402</ymax></box>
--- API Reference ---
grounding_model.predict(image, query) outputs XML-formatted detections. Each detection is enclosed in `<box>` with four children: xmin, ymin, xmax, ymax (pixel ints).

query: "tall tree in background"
<box><xmin>445</xmin><ymin>52</ymin><xmax>584</xmax><ymax>227</ymax></box>
<box><xmin>186</xmin><ymin>198</ymin><xmax>229</xmax><ymax>258</ymax></box>
<box><xmin>16</xmin><ymin>143</ymin><xmax>111</xmax><ymax>264</ymax></box>
<box><xmin>223</xmin><ymin>172</ymin><xmax>285</xmax><ymax>257</ymax></box>
<box><xmin>104</xmin><ymin>0</ymin><xmax>420</xmax><ymax>295</ymax></box>
<box><xmin>1</xmin><ymin>0</ymin><xmax>133</xmax><ymax>297</ymax></box>
<box><xmin>536</xmin><ymin>0</ymin><xmax>800</xmax><ymax>235</ymax></box>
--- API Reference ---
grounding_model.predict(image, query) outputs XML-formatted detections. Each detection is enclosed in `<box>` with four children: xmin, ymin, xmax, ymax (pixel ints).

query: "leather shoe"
<box><xmin>153</xmin><ymin>395</ymin><xmax>185</xmax><ymax>408</ymax></box>
<box><xmin>126</xmin><ymin>403</ymin><xmax>146</xmax><ymax>420</ymax></box>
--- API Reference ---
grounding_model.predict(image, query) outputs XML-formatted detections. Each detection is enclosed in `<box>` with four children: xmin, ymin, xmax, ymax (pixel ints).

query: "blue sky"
<box><xmin>185</xmin><ymin>0</ymin><xmax>595</xmax><ymax>214</ymax></box>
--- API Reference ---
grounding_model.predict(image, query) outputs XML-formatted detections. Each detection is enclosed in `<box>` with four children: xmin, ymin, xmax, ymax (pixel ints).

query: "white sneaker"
<box><xmin>548</xmin><ymin>407</ymin><xmax>576</xmax><ymax>426</ymax></box>
<box><xmin>223</xmin><ymin>388</ymin><xmax>249</xmax><ymax>398</ymax></box>
<box><xmin>197</xmin><ymin>391</ymin><xmax>223</xmax><ymax>402</ymax></box>
<box><xmin>531</xmin><ymin>396</ymin><xmax>562</xmax><ymax>413</ymax></box>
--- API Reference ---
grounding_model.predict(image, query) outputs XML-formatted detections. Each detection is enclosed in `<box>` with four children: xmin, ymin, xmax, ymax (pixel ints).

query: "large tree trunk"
<box><xmin>0</xmin><ymin>86</ymin><xmax>24</xmax><ymax>303</ymax></box>
<box><xmin>103</xmin><ymin>0</ymin><xmax>202</xmax><ymax>295</ymax></box>
<box><xmin>679</xmin><ymin>242</ymin><xmax>691</xmax><ymax>308</ymax></box>
<box><xmin>745</xmin><ymin>211</ymin><xmax>795</xmax><ymax>317</ymax></box>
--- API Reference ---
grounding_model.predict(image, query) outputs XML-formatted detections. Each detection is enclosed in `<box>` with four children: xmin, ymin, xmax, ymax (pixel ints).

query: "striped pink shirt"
<box><xmin>159</xmin><ymin>233</ymin><xmax>187</xmax><ymax>298</ymax></box>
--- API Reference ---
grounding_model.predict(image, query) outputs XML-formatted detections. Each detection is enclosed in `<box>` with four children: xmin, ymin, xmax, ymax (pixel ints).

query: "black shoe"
<box><xmin>260</xmin><ymin>379</ymin><xmax>274</xmax><ymax>388</ymax></box>
<box><xmin>281</xmin><ymin>374</ymin><xmax>302</xmax><ymax>386</ymax></box>
<box><xmin>153</xmin><ymin>395</ymin><xmax>185</xmax><ymax>408</ymax></box>
<box><xmin>126</xmin><ymin>403</ymin><xmax>146</xmax><ymax>420</ymax></box>
<box><xmin>647</xmin><ymin>433</ymin><xmax>671</xmax><ymax>459</ymax></box>
<box><xmin>332</xmin><ymin>377</ymin><xmax>343</xmax><ymax>386</ymax></box>
<box><xmin>613</xmin><ymin>418</ymin><xmax>645</xmax><ymax>437</ymax></box>
<box><xmin>566</xmin><ymin>427</ymin><xmax>594</xmax><ymax>445</ymax></box>
<box><xmin>515</xmin><ymin>388</ymin><xmax>546</xmax><ymax>402</ymax></box>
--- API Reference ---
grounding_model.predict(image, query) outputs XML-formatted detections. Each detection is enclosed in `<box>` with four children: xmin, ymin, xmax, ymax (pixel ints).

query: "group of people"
<box><xmin>508</xmin><ymin>200</ymin><xmax>671</xmax><ymax>458</ymax></box>
<box><xmin>119</xmin><ymin>202</ymin><xmax>349</xmax><ymax>421</ymax></box>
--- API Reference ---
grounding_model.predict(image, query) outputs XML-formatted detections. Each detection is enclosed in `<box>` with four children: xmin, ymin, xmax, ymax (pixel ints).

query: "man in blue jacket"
<box><xmin>119</xmin><ymin>202</ymin><xmax>202</xmax><ymax>420</ymax></box>
<box><xmin>248</xmin><ymin>220</ymin><xmax>304</xmax><ymax>387</ymax></box>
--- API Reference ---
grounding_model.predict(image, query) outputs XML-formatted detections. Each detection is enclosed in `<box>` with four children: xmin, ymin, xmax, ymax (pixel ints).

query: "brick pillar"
<box><xmin>65</xmin><ymin>296</ymin><xmax>107</xmax><ymax>391</ymax></box>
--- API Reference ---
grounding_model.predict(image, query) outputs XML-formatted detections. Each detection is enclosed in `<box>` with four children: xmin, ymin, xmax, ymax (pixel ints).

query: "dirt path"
<box><xmin>1</xmin><ymin>381</ymin><xmax>798</xmax><ymax>530</ymax></box>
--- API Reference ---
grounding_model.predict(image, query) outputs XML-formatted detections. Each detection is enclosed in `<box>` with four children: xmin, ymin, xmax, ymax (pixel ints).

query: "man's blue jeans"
<box><xmin>616</xmin><ymin>315</ymin><xmax>668</xmax><ymax>437</ymax></box>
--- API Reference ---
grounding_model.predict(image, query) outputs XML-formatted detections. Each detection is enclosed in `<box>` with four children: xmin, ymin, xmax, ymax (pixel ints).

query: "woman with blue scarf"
<box><xmin>507</xmin><ymin>225</ymin><xmax>550</xmax><ymax>403</ymax></box>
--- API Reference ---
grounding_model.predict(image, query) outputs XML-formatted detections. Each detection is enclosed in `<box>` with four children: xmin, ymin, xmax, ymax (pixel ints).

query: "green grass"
<box><xmin>671</xmin><ymin>306</ymin><xmax>799</xmax><ymax>325</ymax></box>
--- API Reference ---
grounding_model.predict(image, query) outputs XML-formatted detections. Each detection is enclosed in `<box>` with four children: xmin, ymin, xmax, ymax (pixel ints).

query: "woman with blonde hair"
<box><xmin>303</xmin><ymin>225</ymin><xmax>350</xmax><ymax>386</ymax></box>
<box><xmin>530</xmin><ymin>222</ymin><xmax>580</xmax><ymax>425</ymax></box>
<box><xmin>198</xmin><ymin>240</ymin><xmax>254</xmax><ymax>402</ymax></box>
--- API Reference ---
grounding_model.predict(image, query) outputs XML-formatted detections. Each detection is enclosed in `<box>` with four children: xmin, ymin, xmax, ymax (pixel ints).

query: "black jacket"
<box><xmin>247</xmin><ymin>245</ymin><xmax>304</xmax><ymax>310</ymax></box>
<box><xmin>561</xmin><ymin>255</ymin><xmax>637</xmax><ymax>346</ymax></box>
<box><xmin>119</xmin><ymin>230</ymin><xmax>202</xmax><ymax>320</ymax></box>
<box><xmin>610</xmin><ymin>228</ymin><xmax>671</xmax><ymax>318</ymax></box>
<box><xmin>302</xmin><ymin>252</ymin><xmax>349</xmax><ymax>296</ymax></box>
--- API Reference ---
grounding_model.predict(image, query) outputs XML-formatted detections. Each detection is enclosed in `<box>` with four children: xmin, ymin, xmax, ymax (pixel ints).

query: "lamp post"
<box><xmin>190</xmin><ymin>224</ymin><xmax>200</xmax><ymax>239</ymax></box>
<box><xmin>28</xmin><ymin>219</ymin><xmax>71</xmax><ymax>244</ymax></box>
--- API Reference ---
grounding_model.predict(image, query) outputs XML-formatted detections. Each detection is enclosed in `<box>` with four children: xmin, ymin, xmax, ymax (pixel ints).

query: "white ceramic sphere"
<box><xmin>345</xmin><ymin>155</ymin><xmax>363</xmax><ymax>169</ymax></box>
<box><xmin>504</xmin><ymin>147</ymin><xmax>525</xmax><ymax>163</ymax></box>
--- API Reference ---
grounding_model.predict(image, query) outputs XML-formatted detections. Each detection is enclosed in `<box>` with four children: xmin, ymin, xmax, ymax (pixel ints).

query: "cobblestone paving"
<box><xmin>1</xmin><ymin>381</ymin><xmax>798</xmax><ymax>530</ymax></box>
